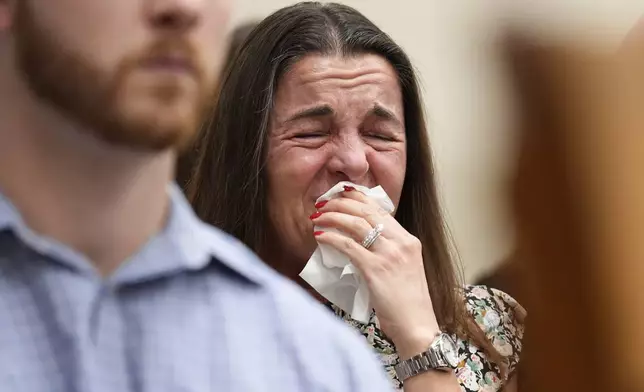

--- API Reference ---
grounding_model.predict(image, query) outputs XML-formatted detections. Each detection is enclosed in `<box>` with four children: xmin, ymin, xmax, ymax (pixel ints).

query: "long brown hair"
<box><xmin>189</xmin><ymin>1</ymin><xmax>504</xmax><ymax>369</ymax></box>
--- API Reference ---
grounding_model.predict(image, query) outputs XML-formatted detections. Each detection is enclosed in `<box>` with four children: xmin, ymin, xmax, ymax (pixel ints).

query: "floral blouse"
<box><xmin>329</xmin><ymin>285</ymin><xmax>525</xmax><ymax>391</ymax></box>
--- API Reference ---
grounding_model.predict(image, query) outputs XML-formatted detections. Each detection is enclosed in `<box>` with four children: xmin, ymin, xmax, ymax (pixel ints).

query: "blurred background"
<box><xmin>231</xmin><ymin>0</ymin><xmax>642</xmax><ymax>282</ymax></box>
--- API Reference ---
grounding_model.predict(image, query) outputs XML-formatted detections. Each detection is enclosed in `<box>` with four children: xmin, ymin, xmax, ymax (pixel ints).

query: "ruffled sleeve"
<box><xmin>463</xmin><ymin>285</ymin><xmax>526</xmax><ymax>378</ymax></box>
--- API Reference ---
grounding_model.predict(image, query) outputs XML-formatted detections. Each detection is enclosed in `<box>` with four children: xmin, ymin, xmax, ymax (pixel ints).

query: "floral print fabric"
<box><xmin>329</xmin><ymin>285</ymin><xmax>525</xmax><ymax>391</ymax></box>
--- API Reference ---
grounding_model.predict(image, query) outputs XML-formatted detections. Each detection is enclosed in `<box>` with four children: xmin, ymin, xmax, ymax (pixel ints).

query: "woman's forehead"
<box><xmin>272</xmin><ymin>54</ymin><xmax>403</xmax><ymax>122</ymax></box>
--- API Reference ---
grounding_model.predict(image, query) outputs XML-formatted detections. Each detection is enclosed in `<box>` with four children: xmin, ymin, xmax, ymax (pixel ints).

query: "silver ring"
<box><xmin>361</xmin><ymin>223</ymin><xmax>384</xmax><ymax>249</ymax></box>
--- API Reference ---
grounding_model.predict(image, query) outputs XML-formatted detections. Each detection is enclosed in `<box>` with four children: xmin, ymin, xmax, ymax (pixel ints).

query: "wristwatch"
<box><xmin>394</xmin><ymin>332</ymin><xmax>460</xmax><ymax>382</ymax></box>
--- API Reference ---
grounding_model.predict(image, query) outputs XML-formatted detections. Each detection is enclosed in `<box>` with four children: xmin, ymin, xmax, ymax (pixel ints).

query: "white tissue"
<box><xmin>299</xmin><ymin>181</ymin><xmax>395</xmax><ymax>323</ymax></box>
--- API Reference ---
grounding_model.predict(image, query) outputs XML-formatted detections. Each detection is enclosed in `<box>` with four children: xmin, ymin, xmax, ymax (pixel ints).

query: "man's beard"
<box><xmin>12</xmin><ymin>2</ymin><xmax>215</xmax><ymax>152</ymax></box>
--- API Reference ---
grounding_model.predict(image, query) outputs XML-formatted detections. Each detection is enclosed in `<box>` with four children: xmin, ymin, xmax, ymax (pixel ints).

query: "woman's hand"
<box><xmin>311</xmin><ymin>186</ymin><xmax>440</xmax><ymax>358</ymax></box>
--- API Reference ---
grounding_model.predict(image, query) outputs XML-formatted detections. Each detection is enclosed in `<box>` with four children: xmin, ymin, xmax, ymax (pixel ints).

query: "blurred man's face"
<box><xmin>6</xmin><ymin>0</ymin><xmax>232</xmax><ymax>151</ymax></box>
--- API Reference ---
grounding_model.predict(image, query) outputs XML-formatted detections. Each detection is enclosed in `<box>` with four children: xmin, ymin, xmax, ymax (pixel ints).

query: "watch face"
<box><xmin>439</xmin><ymin>334</ymin><xmax>460</xmax><ymax>368</ymax></box>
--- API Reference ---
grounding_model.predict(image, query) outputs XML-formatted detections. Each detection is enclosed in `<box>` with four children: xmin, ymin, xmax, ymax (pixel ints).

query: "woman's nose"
<box><xmin>327</xmin><ymin>134</ymin><xmax>370</xmax><ymax>182</ymax></box>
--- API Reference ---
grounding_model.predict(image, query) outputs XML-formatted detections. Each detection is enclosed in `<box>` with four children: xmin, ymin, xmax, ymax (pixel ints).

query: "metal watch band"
<box><xmin>394</xmin><ymin>333</ymin><xmax>457</xmax><ymax>383</ymax></box>
<box><xmin>394</xmin><ymin>349</ymin><xmax>448</xmax><ymax>381</ymax></box>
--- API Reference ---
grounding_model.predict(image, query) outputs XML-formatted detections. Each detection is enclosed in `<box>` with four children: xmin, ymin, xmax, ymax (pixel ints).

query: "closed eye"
<box><xmin>365</xmin><ymin>133</ymin><xmax>397</xmax><ymax>142</ymax></box>
<box><xmin>293</xmin><ymin>132</ymin><xmax>328</xmax><ymax>139</ymax></box>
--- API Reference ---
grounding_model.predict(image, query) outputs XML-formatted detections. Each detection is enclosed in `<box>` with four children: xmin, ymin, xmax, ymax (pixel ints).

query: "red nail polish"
<box><xmin>314</xmin><ymin>200</ymin><xmax>328</xmax><ymax>209</ymax></box>
<box><xmin>343</xmin><ymin>186</ymin><xmax>355</xmax><ymax>192</ymax></box>
<box><xmin>313</xmin><ymin>231</ymin><xmax>324</xmax><ymax>236</ymax></box>
<box><xmin>309</xmin><ymin>211</ymin><xmax>323</xmax><ymax>220</ymax></box>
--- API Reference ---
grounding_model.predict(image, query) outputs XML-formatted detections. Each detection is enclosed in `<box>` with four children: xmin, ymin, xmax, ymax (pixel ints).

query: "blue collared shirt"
<box><xmin>0</xmin><ymin>185</ymin><xmax>392</xmax><ymax>392</ymax></box>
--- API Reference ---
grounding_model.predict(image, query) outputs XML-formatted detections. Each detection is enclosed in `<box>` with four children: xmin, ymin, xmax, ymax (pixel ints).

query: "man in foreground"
<box><xmin>0</xmin><ymin>1</ymin><xmax>392</xmax><ymax>391</ymax></box>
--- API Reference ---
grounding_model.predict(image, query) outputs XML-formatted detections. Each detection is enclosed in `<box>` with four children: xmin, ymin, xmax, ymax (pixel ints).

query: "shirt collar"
<box><xmin>0</xmin><ymin>184</ymin><xmax>264</xmax><ymax>285</ymax></box>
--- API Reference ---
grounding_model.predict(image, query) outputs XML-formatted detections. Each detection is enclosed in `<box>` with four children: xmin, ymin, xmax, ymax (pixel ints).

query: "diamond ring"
<box><xmin>361</xmin><ymin>223</ymin><xmax>384</xmax><ymax>249</ymax></box>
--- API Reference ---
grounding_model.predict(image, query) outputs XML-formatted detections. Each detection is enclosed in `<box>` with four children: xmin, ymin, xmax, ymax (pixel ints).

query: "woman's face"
<box><xmin>266</xmin><ymin>54</ymin><xmax>407</xmax><ymax>264</ymax></box>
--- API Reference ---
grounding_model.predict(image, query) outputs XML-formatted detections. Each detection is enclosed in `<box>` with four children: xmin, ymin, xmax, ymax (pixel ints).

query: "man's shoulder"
<box><xmin>263</xmin><ymin>271</ymin><xmax>393</xmax><ymax>391</ymax></box>
<box><xmin>194</xmin><ymin>219</ymin><xmax>271</xmax><ymax>280</ymax></box>
<box><xmin>195</xmin><ymin>222</ymin><xmax>392</xmax><ymax>391</ymax></box>
<box><xmin>193</xmin><ymin>220</ymin><xmax>339</xmax><ymax>318</ymax></box>
<box><xmin>195</xmin><ymin>220</ymin><xmax>337</xmax><ymax>320</ymax></box>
